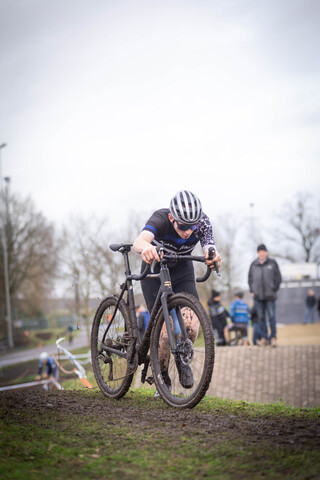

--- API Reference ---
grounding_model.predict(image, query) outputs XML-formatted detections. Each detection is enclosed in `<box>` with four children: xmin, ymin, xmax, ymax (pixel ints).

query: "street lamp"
<box><xmin>0</xmin><ymin>143</ymin><xmax>13</xmax><ymax>348</ymax></box>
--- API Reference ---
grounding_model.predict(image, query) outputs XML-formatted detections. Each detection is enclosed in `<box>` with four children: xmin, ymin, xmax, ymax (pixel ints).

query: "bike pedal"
<box><xmin>145</xmin><ymin>376</ymin><xmax>154</xmax><ymax>385</ymax></box>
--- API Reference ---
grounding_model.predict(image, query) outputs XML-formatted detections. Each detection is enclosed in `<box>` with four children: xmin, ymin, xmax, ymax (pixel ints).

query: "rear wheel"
<box><xmin>91</xmin><ymin>295</ymin><xmax>135</xmax><ymax>399</ymax></box>
<box><xmin>150</xmin><ymin>292</ymin><xmax>215</xmax><ymax>408</ymax></box>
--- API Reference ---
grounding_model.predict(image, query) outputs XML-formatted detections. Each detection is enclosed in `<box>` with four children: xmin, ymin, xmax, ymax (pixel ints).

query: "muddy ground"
<box><xmin>1</xmin><ymin>388</ymin><xmax>320</xmax><ymax>451</ymax></box>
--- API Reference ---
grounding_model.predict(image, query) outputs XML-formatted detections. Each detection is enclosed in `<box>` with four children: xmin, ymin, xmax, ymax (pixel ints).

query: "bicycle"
<box><xmin>228</xmin><ymin>324</ymin><xmax>249</xmax><ymax>346</ymax></box>
<box><xmin>228</xmin><ymin>325</ymin><xmax>245</xmax><ymax>346</ymax></box>
<box><xmin>91</xmin><ymin>244</ymin><xmax>219</xmax><ymax>408</ymax></box>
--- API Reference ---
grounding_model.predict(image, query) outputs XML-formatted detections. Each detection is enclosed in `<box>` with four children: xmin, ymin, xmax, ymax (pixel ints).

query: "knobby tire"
<box><xmin>150</xmin><ymin>292</ymin><xmax>215</xmax><ymax>408</ymax></box>
<box><xmin>91</xmin><ymin>295</ymin><xmax>135</xmax><ymax>399</ymax></box>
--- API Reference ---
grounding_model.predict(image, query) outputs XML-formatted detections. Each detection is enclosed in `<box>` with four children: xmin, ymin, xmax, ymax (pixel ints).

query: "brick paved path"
<box><xmin>208</xmin><ymin>345</ymin><xmax>320</xmax><ymax>408</ymax></box>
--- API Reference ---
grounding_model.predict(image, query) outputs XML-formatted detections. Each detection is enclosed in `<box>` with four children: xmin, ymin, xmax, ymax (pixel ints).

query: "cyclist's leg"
<box><xmin>143</xmin><ymin>262</ymin><xmax>199</xmax><ymax>382</ymax></box>
<box><xmin>158</xmin><ymin>325</ymin><xmax>171</xmax><ymax>371</ymax></box>
<box><xmin>171</xmin><ymin>261</ymin><xmax>198</xmax><ymax>299</ymax></box>
<box><xmin>140</xmin><ymin>261</ymin><xmax>161</xmax><ymax>313</ymax></box>
<box><xmin>158</xmin><ymin>305</ymin><xmax>201</xmax><ymax>375</ymax></box>
<box><xmin>158</xmin><ymin>307</ymin><xmax>201</xmax><ymax>371</ymax></box>
<box><xmin>170</xmin><ymin>262</ymin><xmax>200</xmax><ymax>343</ymax></box>
<box><xmin>140</xmin><ymin>262</ymin><xmax>171</xmax><ymax>378</ymax></box>
<box><xmin>151</xmin><ymin>292</ymin><xmax>215</xmax><ymax>408</ymax></box>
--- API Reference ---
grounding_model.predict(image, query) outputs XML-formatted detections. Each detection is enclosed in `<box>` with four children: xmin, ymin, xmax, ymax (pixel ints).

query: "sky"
<box><xmin>0</xmin><ymin>0</ymin><xmax>320</xmax><ymax>245</ymax></box>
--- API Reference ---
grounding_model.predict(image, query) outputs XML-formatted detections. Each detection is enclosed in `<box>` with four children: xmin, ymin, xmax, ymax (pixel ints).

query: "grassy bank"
<box><xmin>1</xmin><ymin>388</ymin><xmax>319</xmax><ymax>480</ymax></box>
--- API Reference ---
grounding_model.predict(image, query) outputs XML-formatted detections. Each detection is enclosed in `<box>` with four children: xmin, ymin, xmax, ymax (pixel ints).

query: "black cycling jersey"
<box><xmin>142</xmin><ymin>208</ymin><xmax>215</xmax><ymax>255</ymax></box>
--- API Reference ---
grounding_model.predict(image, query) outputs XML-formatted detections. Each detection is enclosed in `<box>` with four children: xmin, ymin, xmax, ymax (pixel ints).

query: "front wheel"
<box><xmin>150</xmin><ymin>292</ymin><xmax>215</xmax><ymax>408</ymax></box>
<box><xmin>91</xmin><ymin>295</ymin><xmax>135</xmax><ymax>399</ymax></box>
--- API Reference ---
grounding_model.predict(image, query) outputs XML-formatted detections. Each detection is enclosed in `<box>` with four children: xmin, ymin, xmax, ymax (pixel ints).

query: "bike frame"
<box><xmin>101</xmin><ymin>244</ymin><xmax>218</xmax><ymax>370</ymax></box>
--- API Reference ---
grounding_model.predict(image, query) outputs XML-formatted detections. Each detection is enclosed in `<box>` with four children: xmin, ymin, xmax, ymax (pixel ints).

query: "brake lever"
<box><xmin>208</xmin><ymin>247</ymin><xmax>221</xmax><ymax>277</ymax></box>
<box><xmin>151</xmin><ymin>258</ymin><xmax>157</xmax><ymax>273</ymax></box>
<box><xmin>151</xmin><ymin>246</ymin><xmax>164</xmax><ymax>273</ymax></box>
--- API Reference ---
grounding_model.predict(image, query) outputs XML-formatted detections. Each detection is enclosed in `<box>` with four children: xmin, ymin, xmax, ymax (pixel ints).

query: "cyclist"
<box><xmin>36</xmin><ymin>352</ymin><xmax>59</xmax><ymax>384</ymax></box>
<box><xmin>133</xmin><ymin>190</ymin><xmax>221</xmax><ymax>390</ymax></box>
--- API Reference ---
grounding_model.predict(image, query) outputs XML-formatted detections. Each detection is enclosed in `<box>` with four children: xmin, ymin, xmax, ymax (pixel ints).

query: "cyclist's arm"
<box><xmin>36</xmin><ymin>361</ymin><xmax>43</xmax><ymax>379</ymax></box>
<box><xmin>204</xmin><ymin>249</ymin><xmax>222</xmax><ymax>269</ymax></box>
<box><xmin>198</xmin><ymin>213</ymin><xmax>222</xmax><ymax>268</ymax></box>
<box><xmin>133</xmin><ymin>231</ymin><xmax>160</xmax><ymax>264</ymax></box>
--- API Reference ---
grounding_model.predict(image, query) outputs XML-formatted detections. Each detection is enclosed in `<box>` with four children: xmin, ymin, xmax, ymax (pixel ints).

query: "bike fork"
<box><xmin>160</xmin><ymin>292</ymin><xmax>188</xmax><ymax>353</ymax></box>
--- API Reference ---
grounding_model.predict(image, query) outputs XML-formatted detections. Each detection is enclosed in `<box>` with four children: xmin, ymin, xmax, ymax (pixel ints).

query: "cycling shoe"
<box><xmin>175</xmin><ymin>356</ymin><xmax>194</xmax><ymax>389</ymax></box>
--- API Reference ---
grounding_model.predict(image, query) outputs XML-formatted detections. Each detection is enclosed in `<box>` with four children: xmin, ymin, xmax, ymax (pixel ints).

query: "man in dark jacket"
<box><xmin>248</xmin><ymin>244</ymin><xmax>282</xmax><ymax>347</ymax></box>
<box><xmin>303</xmin><ymin>289</ymin><xmax>316</xmax><ymax>324</ymax></box>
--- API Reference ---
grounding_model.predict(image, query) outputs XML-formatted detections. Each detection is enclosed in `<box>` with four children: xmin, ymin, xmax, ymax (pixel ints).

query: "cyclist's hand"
<box><xmin>141</xmin><ymin>244</ymin><xmax>160</xmax><ymax>264</ymax></box>
<box><xmin>205</xmin><ymin>249</ymin><xmax>222</xmax><ymax>269</ymax></box>
<box><xmin>43</xmin><ymin>373</ymin><xmax>48</xmax><ymax>379</ymax></box>
<box><xmin>35</xmin><ymin>375</ymin><xmax>41</xmax><ymax>381</ymax></box>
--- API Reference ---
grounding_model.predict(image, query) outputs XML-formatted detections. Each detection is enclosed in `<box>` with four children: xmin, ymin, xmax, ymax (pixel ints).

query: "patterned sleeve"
<box><xmin>196</xmin><ymin>213</ymin><xmax>216</xmax><ymax>252</ymax></box>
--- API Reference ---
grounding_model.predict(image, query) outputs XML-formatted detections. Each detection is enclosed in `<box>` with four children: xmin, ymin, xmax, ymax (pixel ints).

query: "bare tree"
<box><xmin>195</xmin><ymin>213</ymin><xmax>244</xmax><ymax>305</ymax></box>
<box><xmin>273</xmin><ymin>192</ymin><xmax>320</xmax><ymax>263</ymax></box>
<box><xmin>0</xmin><ymin>189</ymin><xmax>59</xmax><ymax>325</ymax></box>
<box><xmin>62</xmin><ymin>215</ymin><xmax>109</xmax><ymax>343</ymax></box>
<box><xmin>61</xmin><ymin>211</ymin><xmax>150</xmax><ymax>345</ymax></box>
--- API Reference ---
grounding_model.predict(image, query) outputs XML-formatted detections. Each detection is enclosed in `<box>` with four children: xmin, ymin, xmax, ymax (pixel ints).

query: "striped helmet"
<box><xmin>169</xmin><ymin>190</ymin><xmax>202</xmax><ymax>225</ymax></box>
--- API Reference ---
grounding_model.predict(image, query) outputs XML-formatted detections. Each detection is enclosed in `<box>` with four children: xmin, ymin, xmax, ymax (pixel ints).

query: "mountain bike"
<box><xmin>91</xmin><ymin>244</ymin><xmax>219</xmax><ymax>408</ymax></box>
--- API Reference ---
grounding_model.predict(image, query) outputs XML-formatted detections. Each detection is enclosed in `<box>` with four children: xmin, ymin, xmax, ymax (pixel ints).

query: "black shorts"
<box><xmin>141</xmin><ymin>260</ymin><xmax>198</xmax><ymax>313</ymax></box>
<box><xmin>228</xmin><ymin>323</ymin><xmax>248</xmax><ymax>339</ymax></box>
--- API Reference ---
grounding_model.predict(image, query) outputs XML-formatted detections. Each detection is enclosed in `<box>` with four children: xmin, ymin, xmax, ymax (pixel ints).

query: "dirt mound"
<box><xmin>1</xmin><ymin>389</ymin><xmax>319</xmax><ymax>449</ymax></box>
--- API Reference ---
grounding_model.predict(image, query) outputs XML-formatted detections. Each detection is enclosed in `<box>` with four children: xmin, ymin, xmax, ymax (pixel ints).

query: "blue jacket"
<box><xmin>38</xmin><ymin>356</ymin><xmax>58</xmax><ymax>376</ymax></box>
<box><xmin>137</xmin><ymin>311</ymin><xmax>150</xmax><ymax>332</ymax></box>
<box><xmin>229</xmin><ymin>299</ymin><xmax>251</xmax><ymax>325</ymax></box>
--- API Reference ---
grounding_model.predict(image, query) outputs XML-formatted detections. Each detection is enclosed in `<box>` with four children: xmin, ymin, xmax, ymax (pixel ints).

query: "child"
<box><xmin>227</xmin><ymin>292</ymin><xmax>251</xmax><ymax>346</ymax></box>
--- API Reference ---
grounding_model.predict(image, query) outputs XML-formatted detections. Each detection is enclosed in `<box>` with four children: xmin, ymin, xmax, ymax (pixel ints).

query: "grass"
<box><xmin>0</xmin><ymin>389</ymin><xmax>319</xmax><ymax>480</ymax></box>
<box><xmin>1</xmin><ymin>324</ymin><xmax>320</xmax><ymax>479</ymax></box>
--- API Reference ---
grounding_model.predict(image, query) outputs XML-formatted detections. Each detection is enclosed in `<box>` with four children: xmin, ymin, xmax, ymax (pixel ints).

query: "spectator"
<box><xmin>207</xmin><ymin>290</ymin><xmax>229</xmax><ymax>346</ymax></box>
<box><xmin>67</xmin><ymin>325</ymin><xmax>74</xmax><ymax>344</ymax></box>
<box><xmin>227</xmin><ymin>292</ymin><xmax>250</xmax><ymax>346</ymax></box>
<box><xmin>248</xmin><ymin>244</ymin><xmax>282</xmax><ymax>347</ymax></box>
<box><xmin>36</xmin><ymin>352</ymin><xmax>59</xmax><ymax>383</ymax></box>
<box><xmin>136</xmin><ymin>304</ymin><xmax>150</xmax><ymax>341</ymax></box>
<box><xmin>250</xmin><ymin>305</ymin><xmax>261</xmax><ymax>346</ymax></box>
<box><xmin>303</xmin><ymin>289</ymin><xmax>316</xmax><ymax>324</ymax></box>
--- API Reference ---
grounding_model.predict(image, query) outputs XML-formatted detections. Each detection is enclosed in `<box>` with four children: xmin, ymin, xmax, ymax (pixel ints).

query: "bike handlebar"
<box><xmin>129</xmin><ymin>262</ymin><xmax>151</xmax><ymax>281</ymax></box>
<box><xmin>129</xmin><ymin>246</ymin><xmax>220</xmax><ymax>282</ymax></box>
<box><xmin>110</xmin><ymin>243</ymin><xmax>220</xmax><ymax>282</ymax></box>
